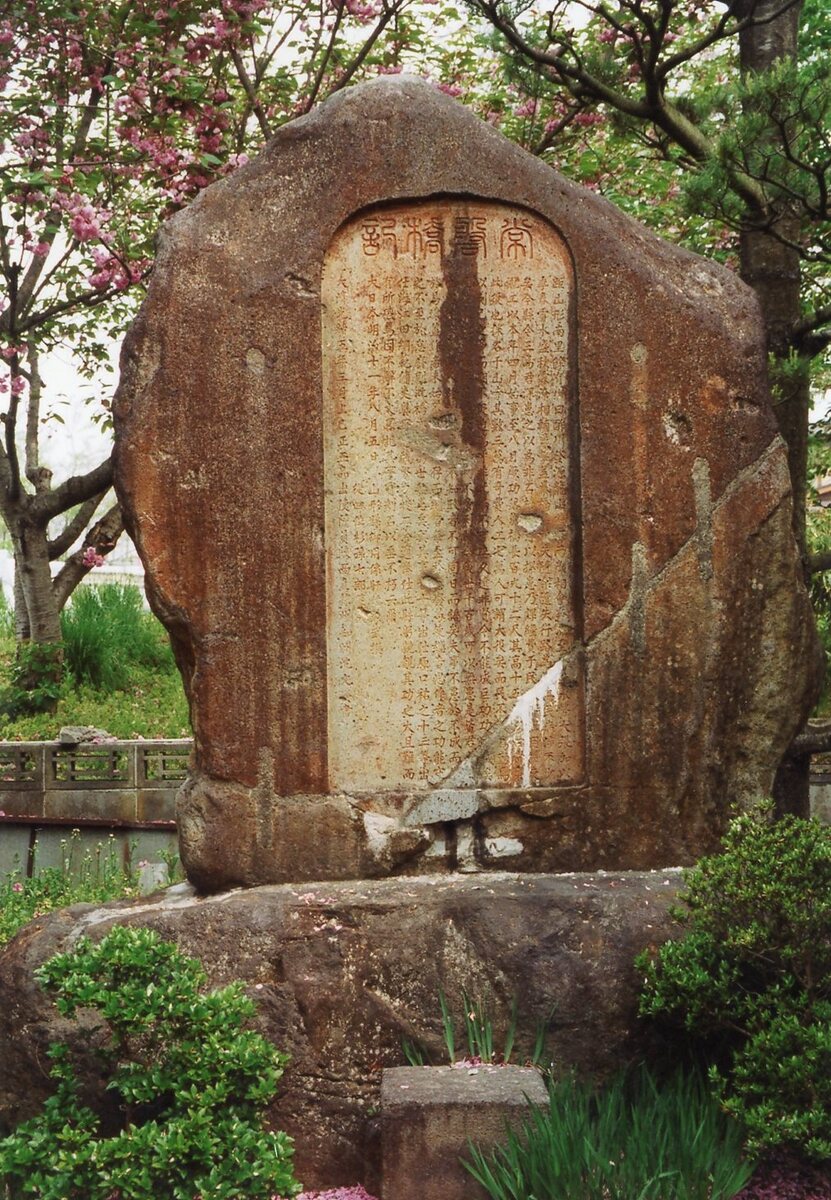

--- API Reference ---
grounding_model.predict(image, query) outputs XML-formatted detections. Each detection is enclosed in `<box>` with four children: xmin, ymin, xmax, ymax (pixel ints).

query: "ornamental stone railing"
<box><xmin>0</xmin><ymin>740</ymin><xmax>190</xmax><ymax>880</ymax></box>
<box><xmin>0</xmin><ymin>739</ymin><xmax>190</xmax><ymax>826</ymax></box>
<box><xmin>0</xmin><ymin>738</ymin><xmax>827</xmax><ymax>884</ymax></box>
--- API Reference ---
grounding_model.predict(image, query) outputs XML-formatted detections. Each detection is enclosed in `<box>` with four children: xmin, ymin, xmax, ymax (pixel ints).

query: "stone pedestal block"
<box><xmin>381</xmin><ymin>1066</ymin><xmax>547</xmax><ymax>1200</ymax></box>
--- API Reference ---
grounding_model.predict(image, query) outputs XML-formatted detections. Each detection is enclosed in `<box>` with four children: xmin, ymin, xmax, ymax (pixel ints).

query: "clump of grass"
<box><xmin>61</xmin><ymin>583</ymin><xmax>174</xmax><ymax>691</ymax></box>
<box><xmin>465</xmin><ymin>1066</ymin><xmax>754</xmax><ymax>1200</ymax></box>
<box><xmin>0</xmin><ymin>584</ymin><xmax>190</xmax><ymax>739</ymax></box>
<box><xmin>0</xmin><ymin>665</ymin><xmax>190</xmax><ymax>740</ymax></box>
<box><xmin>0</xmin><ymin>832</ymin><xmax>140</xmax><ymax>946</ymax></box>
<box><xmin>0</xmin><ymin>588</ymin><xmax>13</xmax><ymax>639</ymax></box>
<box><xmin>403</xmin><ymin>988</ymin><xmax>551</xmax><ymax>1068</ymax></box>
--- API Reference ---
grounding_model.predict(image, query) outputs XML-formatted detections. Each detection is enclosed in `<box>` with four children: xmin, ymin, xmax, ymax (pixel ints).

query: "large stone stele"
<box><xmin>113</xmin><ymin>77</ymin><xmax>820</xmax><ymax>892</ymax></box>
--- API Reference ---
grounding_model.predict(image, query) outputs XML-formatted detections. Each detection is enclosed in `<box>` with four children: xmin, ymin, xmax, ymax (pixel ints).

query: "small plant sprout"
<box><xmin>404</xmin><ymin>989</ymin><xmax>551</xmax><ymax>1068</ymax></box>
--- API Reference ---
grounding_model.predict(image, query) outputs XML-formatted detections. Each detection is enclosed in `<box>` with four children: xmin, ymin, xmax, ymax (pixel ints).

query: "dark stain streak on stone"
<box><xmin>439</xmin><ymin>221</ymin><xmax>489</xmax><ymax>717</ymax></box>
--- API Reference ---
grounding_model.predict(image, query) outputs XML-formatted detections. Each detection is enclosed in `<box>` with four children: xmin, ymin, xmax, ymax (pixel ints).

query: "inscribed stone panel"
<box><xmin>322</xmin><ymin>198</ymin><xmax>581</xmax><ymax>792</ymax></box>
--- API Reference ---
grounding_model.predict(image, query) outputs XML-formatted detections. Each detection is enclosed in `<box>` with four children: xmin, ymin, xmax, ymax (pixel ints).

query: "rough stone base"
<box><xmin>381</xmin><ymin>1066</ymin><xmax>548</xmax><ymax>1200</ymax></box>
<box><xmin>0</xmin><ymin>871</ymin><xmax>681</xmax><ymax>1190</ymax></box>
<box><xmin>177</xmin><ymin>770</ymin><xmax>705</xmax><ymax>892</ymax></box>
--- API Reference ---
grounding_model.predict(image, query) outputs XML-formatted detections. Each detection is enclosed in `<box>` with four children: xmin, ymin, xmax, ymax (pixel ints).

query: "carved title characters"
<box><xmin>358</xmin><ymin>213</ymin><xmax>536</xmax><ymax>261</ymax></box>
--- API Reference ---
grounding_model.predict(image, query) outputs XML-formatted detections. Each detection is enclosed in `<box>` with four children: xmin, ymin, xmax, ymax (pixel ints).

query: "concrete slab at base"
<box><xmin>381</xmin><ymin>1066</ymin><xmax>547</xmax><ymax>1200</ymax></box>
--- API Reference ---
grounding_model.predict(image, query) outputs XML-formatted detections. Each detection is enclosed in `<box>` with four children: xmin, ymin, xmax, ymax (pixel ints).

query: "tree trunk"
<box><xmin>12</xmin><ymin>567</ymin><xmax>29</xmax><ymax>642</ymax></box>
<box><xmin>8</xmin><ymin>518</ymin><xmax>64</xmax><ymax>714</ymax></box>
<box><xmin>12</xmin><ymin>521</ymin><xmax>62</xmax><ymax>644</ymax></box>
<box><xmin>739</xmin><ymin>236</ymin><xmax>808</xmax><ymax>556</ymax></box>
<box><xmin>737</xmin><ymin>0</ymin><xmax>816</xmax><ymax>815</ymax></box>
<box><xmin>737</xmin><ymin>0</ymin><xmax>805</xmax><ymax>550</ymax></box>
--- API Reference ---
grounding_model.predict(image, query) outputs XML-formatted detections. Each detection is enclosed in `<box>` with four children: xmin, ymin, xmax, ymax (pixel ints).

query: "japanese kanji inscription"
<box><xmin>322</xmin><ymin>199</ymin><xmax>583</xmax><ymax>792</ymax></box>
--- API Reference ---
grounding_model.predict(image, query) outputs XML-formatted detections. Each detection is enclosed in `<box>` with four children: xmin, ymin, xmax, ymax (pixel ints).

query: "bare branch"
<box><xmin>470</xmin><ymin>0</ymin><xmax>768</xmax><ymax>213</ymax></box>
<box><xmin>791</xmin><ymin>305</ymin><xmax>831</xmax><ymax>357</ymax></box>
<box><xmin>33</xmin><ymin>455</ymin><xmax>113</xmax><ymax>521</ymax></box>
<box><xmin>0</xmin><ymin>278</ymin><xmax>131</xmax><ymax>339</ymax></box>
<box><xmin>51</xmin><ymin>501</ymin><xmax>124</xmax><ymax>611</ymax></box>
<box><xmin>230</xmin><ymin>47</ymin><xmax>273</xmax><ymax>140</ymax></box>
<box><xmin>302</xmin><ymin>1</ymin><xmax>346</xmax><ymax>113</ymax></box>
<box><xmin>23</xmin><ymin>340</ymin><xmax>51</xmax><ymax>492</ymax></box>
<box><xmin>739</xmin><ymin>0</ymin><xmax>804</xmax><ymax>32</ymax></box>
<box><xmin>11</xmin><ymin>208</ymin><xmax>63</xmax><ymax>321</ymax></box>
<box><xmin>472</xmin><ymin>0</ymin><xmax>655</xmax><ymax>119</ymax></box>
<box><xmin>13</xmin><ymin>87</ymin><xmax>103</xmax><ymax>320</ymax></box>
<box><xmin>326</xmin><ymin>0</ymin><xmax>409</xmax><ymax>99</ymax></box>
<box><xmin>533</xmin><ymin>105</ymin><xmax>582</xmax><ymax>155</ymax></box>
<box><xmin>3</xmin><ymin>352</ymin><xmax>23</xmax><ymax>502</ymax></box>
<box><xmin>657</xmin><ymin>2</ymin><xmax>742</xmax><ymax>78</ymax></box>
<box><xmin>47</xmin><ymin>490</ymin><xmax>107</xmax><ymax>559</ymax></box>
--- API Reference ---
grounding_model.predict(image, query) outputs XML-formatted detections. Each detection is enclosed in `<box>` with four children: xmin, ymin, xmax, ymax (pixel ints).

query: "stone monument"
<box><xmin>114</xmin><ymin>77</ymin><xmax>819</xmax><ymax>892</ymax></box>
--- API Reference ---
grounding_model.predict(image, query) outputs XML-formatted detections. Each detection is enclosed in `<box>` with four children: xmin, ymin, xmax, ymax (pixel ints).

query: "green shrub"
<box><xmin>61</xmin><ymin>583</ymin><xmax>175</xmax><ymax>691</ymax></box>
<box><xmin>465</xmin><ymin>1066</ymin><xmax>752</xmax><ymax>1200</ymax></box>
<box><xmin>638</xmin><ymin>809</ymin><xmax>831</xmax><ymax>1160</ymax></box>
<box><xmin>0</xmin><ymin>926</ymin><xmax>300</xmax><ymax>1200</ymax></box>
<box><xmin>0</xmin><ymin>639</ymin><xmax>65</xmax><ymax>717</ymax></box>
<box><xmin>0</xmin><ymin>666</ymin><xmax>190</xmax><ymax>740</ymax></box>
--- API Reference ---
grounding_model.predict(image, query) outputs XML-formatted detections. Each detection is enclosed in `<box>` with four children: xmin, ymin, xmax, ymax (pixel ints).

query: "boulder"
<box><xmin>0</xmin><ymin>870</ymin><xmax>679</xmax><ymax>1189</ymax></box>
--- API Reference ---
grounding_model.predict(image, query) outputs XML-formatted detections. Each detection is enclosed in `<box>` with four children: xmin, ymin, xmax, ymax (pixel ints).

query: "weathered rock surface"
<box><xmin>0</xmin><ymin>871</ymin><xmax>679</xmax><ymax>1189</ymax></box>
<box><xmin>113</xmin><ymin>77</ymin><xmax>820</xmax><ymax>891</ymax></box>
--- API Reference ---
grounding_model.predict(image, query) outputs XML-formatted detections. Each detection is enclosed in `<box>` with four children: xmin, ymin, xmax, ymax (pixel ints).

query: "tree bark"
<box><xmin>2</xmin><ymin>479</ymin><xmax>124</xmax><ymax>710</ymax></box>
<box><xmin>8</xmin><ymin>516</ymin><xmax>64</xmax><ymax>713</ymax></box>
<box><xmin>740</xmin><ymin>236</ymin><xmax>808</xmax><ymax>552</ymax></box>
<box><xmin>737</xmin><ymin>0</ymin><xmax>806</xmax><ymax>550</ymax></box>
<box><xmin>736</xmin><ymin>0</ymin><xmax>816</xmax><ymax>813</ymax></box>
<box><xmin>11</xmin><ymin>519</ymin><xmax>61</xmax><ymax>644</ymax></box>
<box><xmin>52</xmin><ymin>502</ymin><xmax>124</xmax><ymax>611</ymax></box>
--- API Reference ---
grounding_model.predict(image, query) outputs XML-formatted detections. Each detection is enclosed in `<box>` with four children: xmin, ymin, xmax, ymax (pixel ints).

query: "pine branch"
<box><xmin>809</xmin><ymin>549</ymin><xmax>831</xmax><ymax>575</ymax></box>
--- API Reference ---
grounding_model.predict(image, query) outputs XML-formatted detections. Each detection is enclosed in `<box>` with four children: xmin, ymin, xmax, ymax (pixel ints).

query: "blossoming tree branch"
<box><xmin>0</xmin><ymin>0</ymin><xmax>445</xmax><ymax>703</ymax></box>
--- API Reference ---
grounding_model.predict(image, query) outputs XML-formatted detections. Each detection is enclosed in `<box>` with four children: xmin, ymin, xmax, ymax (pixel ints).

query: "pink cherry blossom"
<box><xmin>82</xmin><ymin>547</ymin><xmax>106</xmax><ymax>568</ymax></box>
<box><xmin>574</xmin><ymin>110</ymin><xmax>605</xmax><ymax>126</ymax></box>
<box><xmin>295</xmin><ymin>1190</ymin><xmax>379</xmax><ymax>1200</ymax></box>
